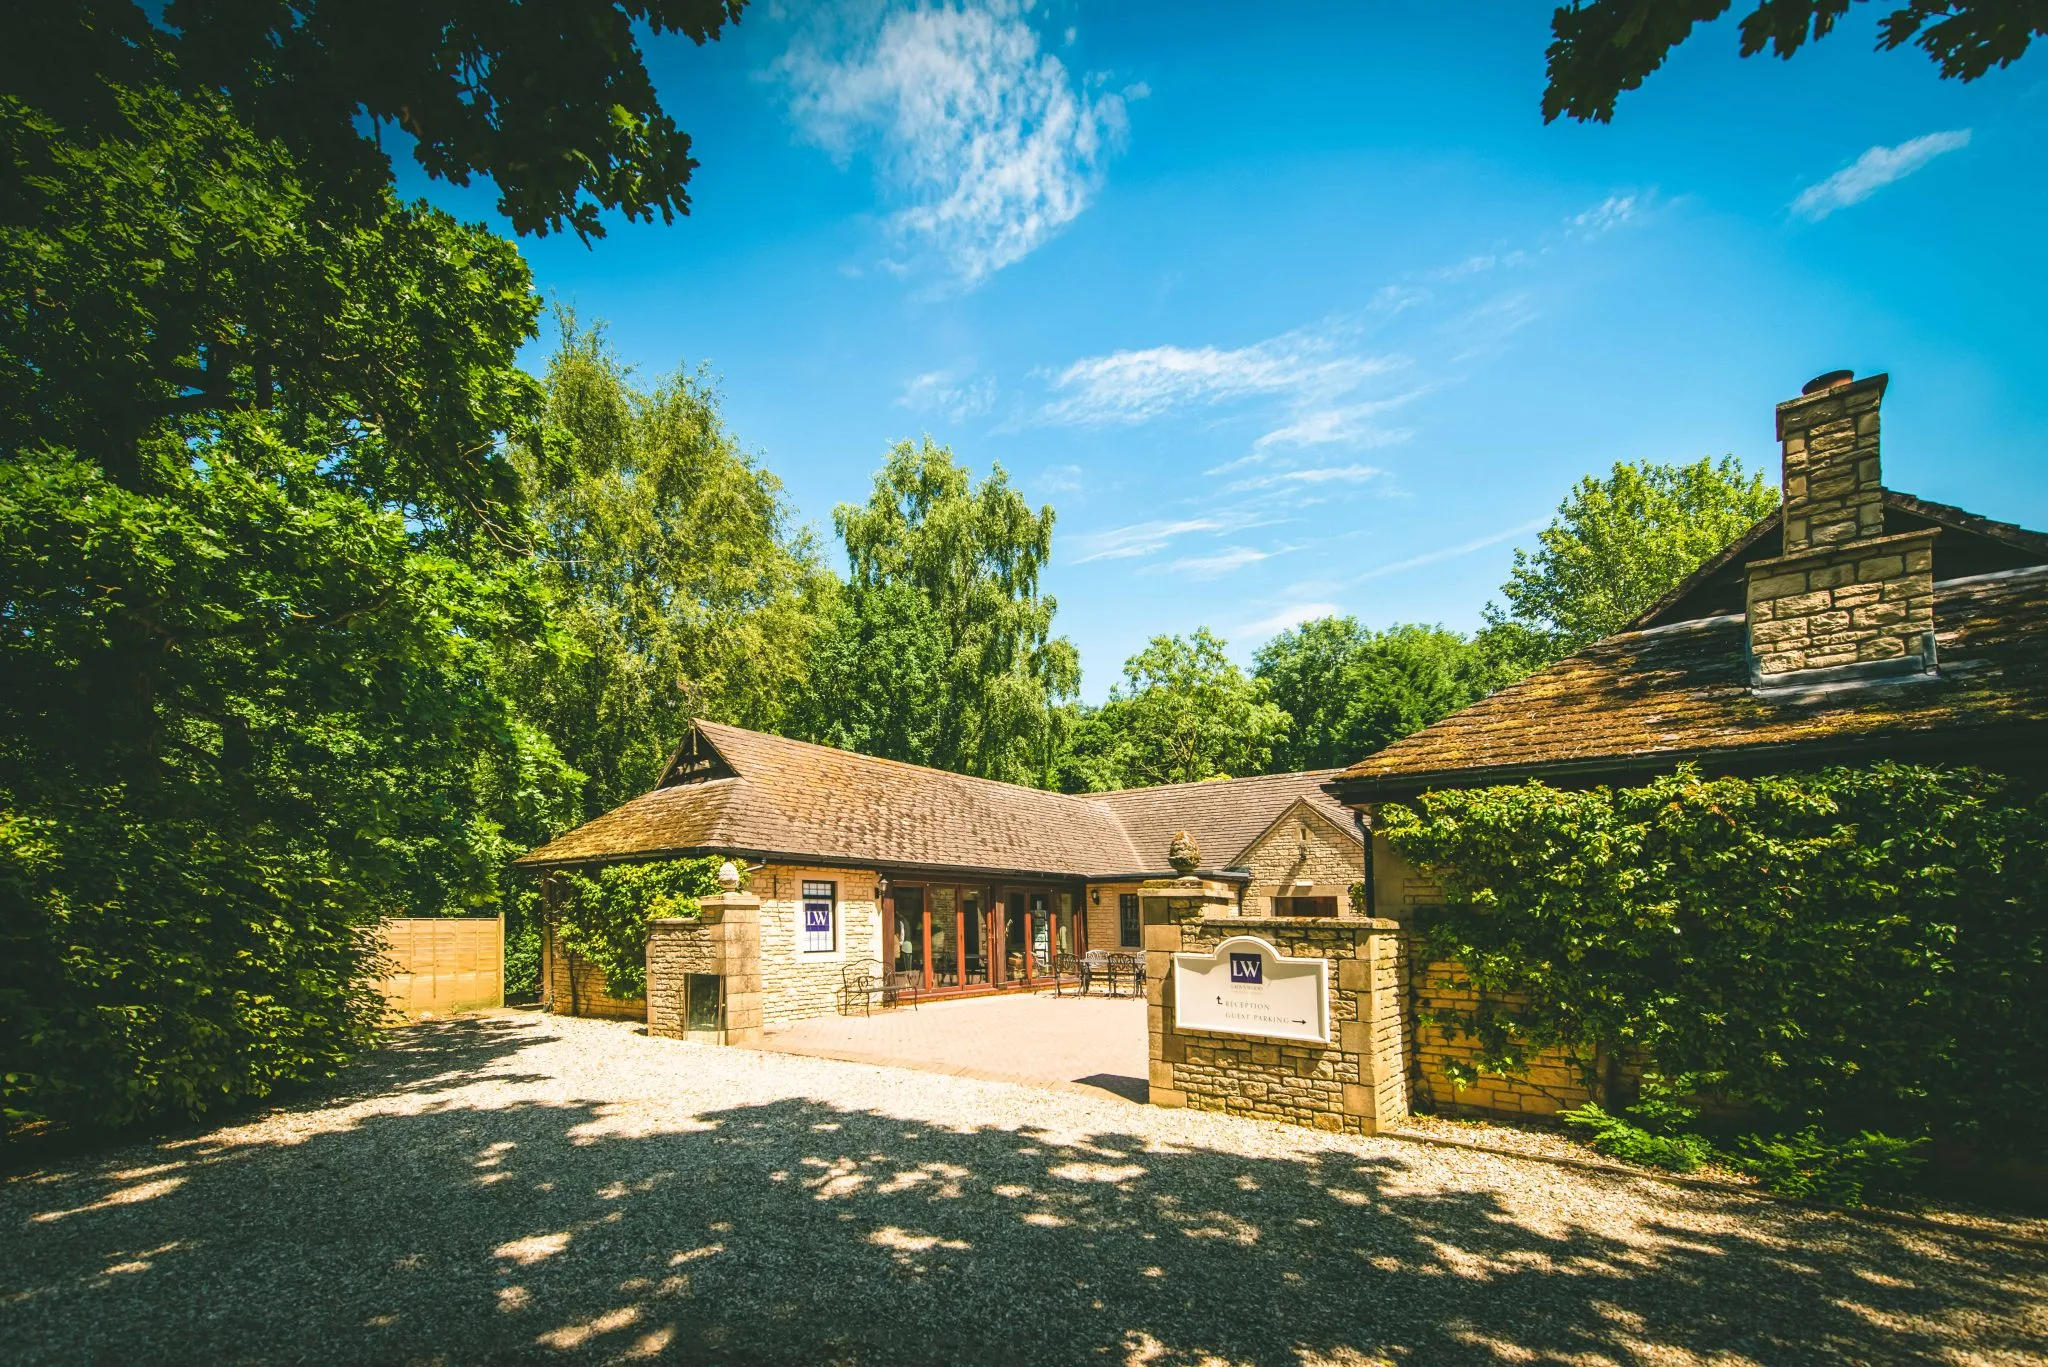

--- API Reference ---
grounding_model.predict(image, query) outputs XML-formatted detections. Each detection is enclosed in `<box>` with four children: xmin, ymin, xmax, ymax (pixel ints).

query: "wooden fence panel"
<box><xmin>376</xmin><ymin>916</ymin><xmax>504</xmax><ymax>1022</ymax></box>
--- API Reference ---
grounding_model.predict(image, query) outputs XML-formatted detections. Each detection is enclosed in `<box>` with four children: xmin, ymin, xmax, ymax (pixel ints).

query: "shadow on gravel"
<box><xmin>2</xmin><ymin>1015</ymin><xmax>2042</xmax><ymax>1365</ymax></box>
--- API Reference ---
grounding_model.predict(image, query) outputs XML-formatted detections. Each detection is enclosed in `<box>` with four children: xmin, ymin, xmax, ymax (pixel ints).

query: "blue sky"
<box><xmin>414</xmin><ymin>1</ymin><xmax>2048</xmax><ymax>702</ymax></box>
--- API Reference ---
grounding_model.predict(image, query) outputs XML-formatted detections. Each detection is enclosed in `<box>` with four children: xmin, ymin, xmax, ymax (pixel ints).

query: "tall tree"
<box><xmin>1070</xmin><ymin>629</ymin><xmax>1290</xmax><ymax>789</ymax></box>
<box><xmin>1543</xmin><ymin>1</ymin><xmax>2041</xmax><ymax>124</ymax></box>
<box><xmin>1482</xmin><ymin>456</ymin><xmax>1778</xmax><ymax>668</ymax></box>
<box><xmin>511</xmin><ymin>321</ymin><xmax>831</xmax><ymax>818</ymax></box>
<box><xmin>795</xmin><ymin>439</ymin><xmax>1079</xmax><ymax>785</ymax></box>
<box><xmin>1255</xmin><ymin>617</ymin><xmax>1505</xmax><ymax>772</ymax></box>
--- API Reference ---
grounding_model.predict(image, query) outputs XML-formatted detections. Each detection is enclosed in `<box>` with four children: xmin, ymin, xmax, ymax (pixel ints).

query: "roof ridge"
<box><xmin>690</xmin><ymin>718</ymin><xmax>1122</xmax><ymax>815</ymax></box>
<box><xmin>1092</xmin><ymin>768</ymin><xmax>1341</xmax><ymax>798</ymax></box>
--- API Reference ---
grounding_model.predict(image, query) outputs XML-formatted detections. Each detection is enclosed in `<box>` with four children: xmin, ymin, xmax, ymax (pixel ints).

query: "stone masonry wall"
<box><xmin>541</xmin><ymin>924</ymin><xmax>645</xmax><ymax>1022</ymax></box>
<box><xmin>1240</xmin><ymin>802</ymin><xmax>1364</xmax><ymax>914</ymax></box>
<box><xmin>1745</xmin><ymin>529</ymin><xmax>1937</xmax><ymax>675</ymax></box>
<box><xmin>755</xmin><ymin>863</ymin><xmax>883</xmax><ymax>1028</ymax></box>
<box><xmin>1084</xmin><ymin>880</ymin><xmax>1152</xmax><ymax>953</ymax></box>
<box><xmin>1371</xmin><ymin>834</ymin><xmax>1604</xmax><ymax>1121</ymax></box>
<box><xmin>1146</xmin><ymin>880</ymin><xmax>1407</xmax><ymax>1135</ymax></box>
<box><xmin>645</xmin><ymin>891</ymin><xmax>762</xmax><ymax>1046</ymax></box>
<box><xmin>1777</xmin><ymin>372</ymin><xmax>1887</xmax><ymax>555</ymax></box>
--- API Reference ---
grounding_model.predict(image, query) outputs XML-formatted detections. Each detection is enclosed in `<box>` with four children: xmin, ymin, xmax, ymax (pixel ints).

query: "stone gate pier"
<box><xmin>645</xmin><ymin>887</ymin><xmax>763</xmax><ymax>1046</ymax></box>
<box><xmin>1145</xmin><ymin>877</ymin><xmax>1408</xmax><ymax>1135</ymax></box>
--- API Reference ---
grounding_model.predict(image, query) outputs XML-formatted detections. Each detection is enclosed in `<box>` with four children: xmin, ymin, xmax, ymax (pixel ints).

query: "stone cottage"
<box><xmin>1330</xmin><ymin>369</ymin><xmax>2048</xmax><ymax>1119</ymax></box>
<box><xmin>515</xmin><ymin>722</ymin><xmax>1364</xmax><ymax>1030</ymax></box>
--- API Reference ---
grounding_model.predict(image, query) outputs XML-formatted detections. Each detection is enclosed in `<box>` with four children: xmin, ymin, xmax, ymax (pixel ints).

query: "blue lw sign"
<box><xmin>803</xmin><ymin>905</ymin><xmax>831</xmax><ymax>934</ymax></box>
<box><xmin>1229</xmin><ymin>952</ymin><xmax>1263</xmax><ymax>985</ymax></box>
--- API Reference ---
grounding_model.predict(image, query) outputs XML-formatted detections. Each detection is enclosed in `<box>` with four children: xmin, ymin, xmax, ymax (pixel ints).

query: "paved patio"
<box><xmin>752</xmin><ymin>991</ymin><xmax>1149</xmax><ymax>1101</ymax></box>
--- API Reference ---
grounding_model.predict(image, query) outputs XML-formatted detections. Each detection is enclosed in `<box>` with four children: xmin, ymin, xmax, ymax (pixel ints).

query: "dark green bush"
<box><xmin>1560</xmin><ymin>1073</ymin><xmax>1716</xmax><ymax>1172</ymax></box>
<box><xmin>1383</xmin><ymin>764</ymin><xmax>2048</xmax><ymax>1157</ymax></box>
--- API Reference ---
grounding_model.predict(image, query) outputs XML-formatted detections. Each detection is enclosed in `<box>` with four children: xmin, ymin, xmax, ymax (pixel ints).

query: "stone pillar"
<box><xmin>645</xmin><ymin>890</ymin><xmax>762</xmax><ymax>1046</ymax></box>
<box><xmin>1146</xmin><ymin>880</ymin><xmax>1409</xmax><ymax>1135</ymax></box>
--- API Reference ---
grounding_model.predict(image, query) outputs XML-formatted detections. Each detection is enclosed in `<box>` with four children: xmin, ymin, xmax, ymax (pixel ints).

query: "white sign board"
<box><xmin>1171</xmin><ymin>936</ymin><xmax>1330</xmax><ymax>1045</ymax></box>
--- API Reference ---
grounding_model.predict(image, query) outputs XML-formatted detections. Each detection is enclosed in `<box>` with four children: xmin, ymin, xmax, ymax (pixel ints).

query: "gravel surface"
<box><xmin>4</xmin><ymin>1010</ymin><xmax>2044</xmax><ymax>1365</ymax></box>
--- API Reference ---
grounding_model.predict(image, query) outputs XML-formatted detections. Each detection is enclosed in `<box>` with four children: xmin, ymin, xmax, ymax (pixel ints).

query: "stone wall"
<box><xmin>754</xmin><ymin>863</ymin><xmax>884</xmax><ymax>1028</ymax></box>
<box><xmin>645</xmin><ymin>891</ymin><xmax>762</xmax><ymax>1046</ymax></box>
<box><xmin>1745</xmin><ymin>529</ymin><xmax>1937</xmax><ymax>676</ymax></box>
<box><xmin>540</xmin><ymin>924</ymin><xmax>645</xmax><ymax>1022</ymax></box>
<box><xmin>1371</xmin><ymin>835</ymin><xmax>1603</xmax><ymax>1121</ymax></box>
<box><xmin>1146</xmin><ymin>879</ymin><xmax>1408</xmax><ymax>1135</ymax></box>
<box><xmin>1084</xmin><ymin>880</ymin><xmax>1152</xmax><ymax>952</ymax></box>
<box><xmin>1240</xmin><ymin>801</ymin><xmax>1364</xmax><ymax>914</ymax></box>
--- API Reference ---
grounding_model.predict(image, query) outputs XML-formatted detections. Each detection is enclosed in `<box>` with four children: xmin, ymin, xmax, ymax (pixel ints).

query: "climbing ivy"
<box><xmin>1382</xmin><ymin>764</ymin><xmax>2048</xmax><ymax>1155</ymax></box>
<box><xmin>549</xmin><ymin>857</ymin><xmax>731</xmax><ymax>999</ymax></box>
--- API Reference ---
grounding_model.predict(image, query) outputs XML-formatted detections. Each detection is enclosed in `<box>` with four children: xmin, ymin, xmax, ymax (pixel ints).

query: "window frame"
<box><xmin>800</xmin><ymin>880</ymin><xmax>838</xmax><ymax>955</ymax></box>
<box><xmin>1118</xmin><ymin>892</ymin><xmax>1141</xmax><ymax>948</ymax></box>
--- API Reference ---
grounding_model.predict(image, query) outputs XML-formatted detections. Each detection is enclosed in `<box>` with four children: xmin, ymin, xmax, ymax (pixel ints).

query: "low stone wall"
<box><xmin>1146</xmin><ymin>879</ymin><xmax>1408</xmax><ymax>1136</ymax></box>
<box><xmin>645</xmin><ymin>891</ymin><xmax>763</xmax><ymax>1046</ymax></box>
<box><xmin>540</xmin><ymin>925</ymin><xmax>645</xmax><ymax>1021</ymax></box>
<box><xmin>1412</xmin><ymin>960</ymin><xmax>1598</xmax><ymax>1120</ymax></box>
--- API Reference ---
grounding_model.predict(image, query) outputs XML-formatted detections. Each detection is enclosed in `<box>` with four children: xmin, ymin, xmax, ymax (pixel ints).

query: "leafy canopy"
<box><xmin>1543</xmin><ymin>1</ymin><xmax>2042</xmax><ymax>124</ymax></box>
<box><xmin>511</xmin><ymin>319</ymin><xmax>830</xmax><ymax>820</ymax></box>
<box><xmin>1482</xmin><ymin>456</ymin><xmax>1777</xmax><ymax>667</ymax></box>
<box><xmin>796</xmin><ymin>439</ymin><xmax>1079</xmax><ymax>786</ymax></box>
<box><xmin>1253</xmin><ymin>616</ymin><xmax>1508</xmax><ymax>772</ymax></box>
<box><xmin>1067</xmin><ymin>629</ymin><xmax>1290</xmax><ymax>790</ymax></box>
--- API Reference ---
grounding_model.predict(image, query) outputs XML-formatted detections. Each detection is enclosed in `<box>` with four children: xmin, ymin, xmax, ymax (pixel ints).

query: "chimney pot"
<box><xmin>1802</xmin><ymin>369</ymin><xmax>1855</xmax><ymax>395</ymax></box>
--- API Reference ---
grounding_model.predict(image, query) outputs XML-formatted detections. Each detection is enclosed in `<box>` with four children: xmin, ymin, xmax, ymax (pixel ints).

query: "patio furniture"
<box><xmin>1051</xmin><ymin>951</ymin><xmax>1083</xmax><ymax>997</ymax></box>
<box><xmin>1078</xmin><ymin>949</ymin><xmax>1112</xmax><ymax>996</ymax></box>
<box><xmin>884</xmin><ymin>969</ymin><xmax>922</xmax><ymax>1010</ymax></box>
<box><xmin>840</xmin><ymin>961</ymin><xmax>883</xmax><ymax>1016</ymax></box>
<box><xmin>1107</xmin><ymin>951</ymin><xmax>1145</xmax><ymax>998</ymax></box>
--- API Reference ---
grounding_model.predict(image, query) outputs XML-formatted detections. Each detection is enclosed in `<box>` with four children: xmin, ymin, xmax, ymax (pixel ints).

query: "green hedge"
<box><xmin>1382</xmin><ymin>763</ymin><xmax>2048</xmax><ymax>1154</ymax></box>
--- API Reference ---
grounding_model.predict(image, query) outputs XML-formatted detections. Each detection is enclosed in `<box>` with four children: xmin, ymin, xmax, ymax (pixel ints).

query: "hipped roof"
<box><xmin>517</xmin><ymin>720</ymin><xmax>1359</xmax><ymax>878</ymax></box>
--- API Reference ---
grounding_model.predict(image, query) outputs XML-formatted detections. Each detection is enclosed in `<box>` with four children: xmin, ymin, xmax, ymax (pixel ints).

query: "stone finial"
<box><xmin>716</xmin><ymin>860</ymin><xmax>742</xmax><ymax>891</ymax></box>
<box><xmin>1167</xmin><ymin>830</ymin><xmax>1200</xmax><ymax>876</ymax></box>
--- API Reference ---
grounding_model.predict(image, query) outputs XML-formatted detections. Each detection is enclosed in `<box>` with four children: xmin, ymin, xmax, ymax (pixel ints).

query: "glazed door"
<box><xmin>892</xmin><ymin>886</ymin><xmax>926</xmax><ymax>982</ymax></box>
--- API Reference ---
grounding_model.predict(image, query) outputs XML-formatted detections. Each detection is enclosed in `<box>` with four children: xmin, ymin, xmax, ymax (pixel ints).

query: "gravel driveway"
<box><xmin>4</xmin><ymin>1011</ymin><xmax>2043</xmax><ymax>1365</ymax></box>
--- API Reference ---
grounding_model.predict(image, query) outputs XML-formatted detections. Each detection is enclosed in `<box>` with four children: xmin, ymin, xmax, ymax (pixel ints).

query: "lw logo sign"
<box><xmin>803</xmin><ymin>906</ymin><xmax>831</xmax><ymax>934</ymax></box>
<box><xmin>1172</xmin><ymin>936</ymin><xmax>1329</xmax><ymax>1045</ymax></box>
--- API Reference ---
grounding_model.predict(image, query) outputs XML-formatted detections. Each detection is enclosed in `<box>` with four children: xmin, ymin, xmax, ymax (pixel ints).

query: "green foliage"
<box><xmin>1383</xmin><ymin>764</ymin><xmax>2048</xmax><ymax>1154</ymax></box>
<box><xmin>1482</xmin><ymin>457</ymin><xmax>1777</xmax><ymax>667</ymax></box>
<box><xmin>511</xmin><ymin>319</ymin><xmax>831</xmax><ymax>819</ymax></box>
<box><xmin>551</xmin><ymin>857</ymin><xmax>729</xmax><ymax>999</ymax></box>
<box><xmin>1253</xmin><ymin>616</ymin><xmax>1507</xmax><ymax>770</ymax></box>
<box><xmin>1733</xmin><ymin>1127</ymin><xmax>1930</xmax><ymax>1207</ymax></box>
<box><xmin>795</xmin><ymin>438</ymin><xmax>1078</xmax><ymax>786</ymax></box>
<box><xmin>5</xmin><ymin>1</ymin><xmax>745</xmax><ymax>240</ymax></box>
<box><xmin>1560</xmin><ymin>1106</ymin><xmax>1715</xmax><ymax>1172</ymax></box>
<box><xmin>1560</xmin><ymin>1073</ymin><xmax>1716</xmax><ymax>1172</ymax></box>
<box><xmin>1066</xmin><ymin>629</ymin><xmax>1289</xmax><ymax>789</ymax></box>
<box><xmin>504</xmin><ymin>885</ymin><xmax>545</xmax><ymax>1000</ymax></box>
<box><xmin>1544</xmin><ymin>1</ymin><xmax>2039</xmax><ymax>125</ymax></box>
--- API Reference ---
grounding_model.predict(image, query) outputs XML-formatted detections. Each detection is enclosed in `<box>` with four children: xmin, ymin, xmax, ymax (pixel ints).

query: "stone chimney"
<box><xmin>1743</xmin><ymin>371</ymin><xmax>1937</xmax><ymax>682</ymax></box>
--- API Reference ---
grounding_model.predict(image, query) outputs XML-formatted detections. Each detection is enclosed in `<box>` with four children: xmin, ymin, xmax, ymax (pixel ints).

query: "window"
<box><xmin>1118</xmin><ymin>893</ymin><xmax>1141</xmax><ymax>948</ymax></box>
<box><xmin>801</xmin><ymin>880</ymin><xmax>837</xmax><ymax>953</ymax></box>
<box><xmin>1274</xmin><ymin>895</ymin><xmax>1338</xmax><ymax>918</ymax></box>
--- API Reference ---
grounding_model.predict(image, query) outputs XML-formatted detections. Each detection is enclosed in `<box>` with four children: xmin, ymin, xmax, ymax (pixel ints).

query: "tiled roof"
<box><xmin>1094</xmin><ymin>770</ymin><xmax>1358</xmax><ymax>873</ymax></box>
<box><xmin>1333</xmin><ymin>567</ymin><xmax>2048</xmax><ymax>800</ymax></box>
<box><xmin>515</xmin><ymin>721</ymin><xmax>1355</xmax><ymax>877</ymax></box>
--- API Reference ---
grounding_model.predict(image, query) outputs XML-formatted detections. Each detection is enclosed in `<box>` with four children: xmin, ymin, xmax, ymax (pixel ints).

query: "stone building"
<box><xmin>516</xmin><ymin>722</ymin><xmax>1364</xmax><ymax>1030</ymax></box>
<box><xmin>1329</xmin><ymin>370</ymin><xmax>2048</xmax><ymax>1118</ymax></box>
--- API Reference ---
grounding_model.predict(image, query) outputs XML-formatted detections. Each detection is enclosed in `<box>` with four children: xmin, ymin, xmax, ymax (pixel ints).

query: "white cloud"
<box><xmin>897</xmin><ymin>367</ymin><xmax>997</xmax><ymax>420</ymax></box>
<box><xmin>1034</xmin><ymin>462</ymin><xmax>1082</xmax><ymax>495</ymax></box>
<box><xmin>1354</xmin><ymin>519</ymin><xmax>1544</xmax><ymax>583</ymax></box>
<box><xmin>1567</xmin><ymin>193</ymin><xmax>1643</xmax><ymax>237</ymax></box>
<box><xmin>1237</xmin><ymin>602</ymin><xmax>1345</xmax><ymax>639</ymax></box>
<box><xmin>776</xmin><ymin>1</ymin><xmax>1129</xmax><ymax>286</ymax></box>
<box><xmin>1040</xmin><ymin>326</ymin><xmax>1403</xmax><ymax>426</ymax></box>
<box><xmin>1226</xmin><ymin>463</ymin><xmax>1387</xmax><ymax>494</ymax></box>
<box><xmin>1164</xmin><ymin>546</ymin><xmax>1271</xmax><ymax>578</ymax></box>
<box><xmin>1251</xmin><ymin>393</ymin><xmax>1424</xmax><ymax>453</ymax></box>
<box><xmin>1067</xmin><ymin>517</ymin><xmax>1223</xmax><ymax>564</ymax></box>
<box><xmin>1792</xmin><ymin>130</ymin><xmax>1972</xmax><ymax>221</ymax></box>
